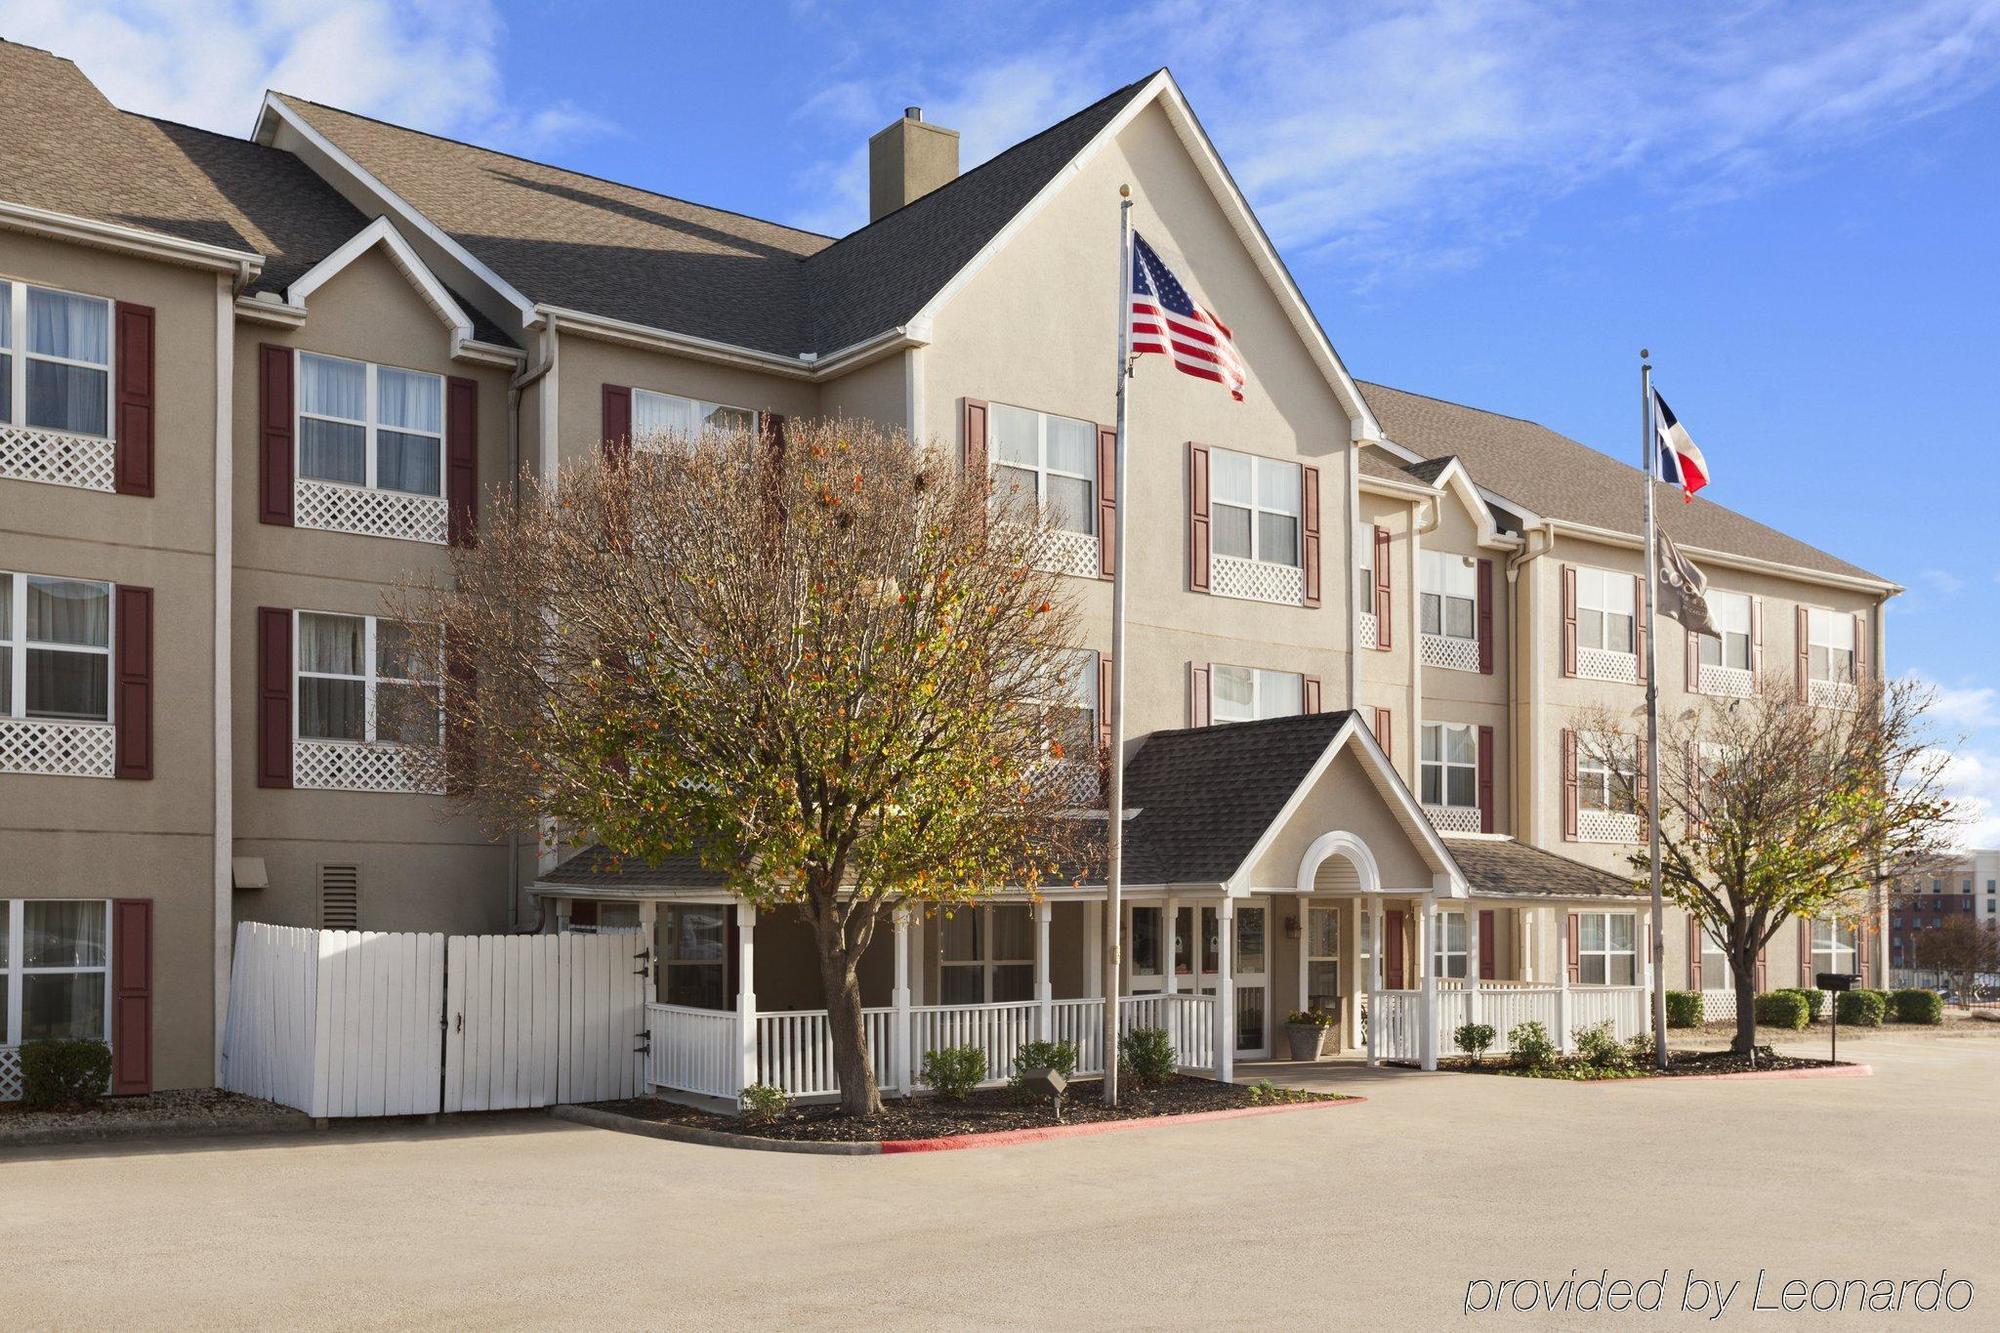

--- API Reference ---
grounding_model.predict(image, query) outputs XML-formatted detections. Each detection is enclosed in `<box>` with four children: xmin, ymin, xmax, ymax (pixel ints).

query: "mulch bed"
<box><xmin>1435</xmin><ymin>1046</ymin><xmax>1854</xmax><ymax>1081</ymax></box>
<box><xmin>587</xmin><ymin>1075</ymin><xmax>1345</xmax><ymax>1143</ymax></box>
<box><xmin>0</xmin><ymin>1088</ymin><xmax>305</xmax><ymax>1143</ymax></box>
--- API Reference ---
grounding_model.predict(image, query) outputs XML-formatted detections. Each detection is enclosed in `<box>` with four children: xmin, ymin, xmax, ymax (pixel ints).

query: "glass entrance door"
<box><xmin>1187</xmin><ymin>904</ymin><xmax>1269</xmax><ymax>1059</ymax></box>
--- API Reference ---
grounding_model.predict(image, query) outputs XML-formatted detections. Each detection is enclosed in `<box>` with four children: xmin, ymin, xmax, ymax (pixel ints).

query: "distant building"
<box><xmin>1889</xmin><ymin>850</ymin><xmax>2000</xmax><ymax>969</ymax></box>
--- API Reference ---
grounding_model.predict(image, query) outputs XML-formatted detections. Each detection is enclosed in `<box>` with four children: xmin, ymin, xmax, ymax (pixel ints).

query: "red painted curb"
<box><xmin>877</xmin><ymin>1094</ymin><xmax>1364</xmax><ymax>1154</ymax></box>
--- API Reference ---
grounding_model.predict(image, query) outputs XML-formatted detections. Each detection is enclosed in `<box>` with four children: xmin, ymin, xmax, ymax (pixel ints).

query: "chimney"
<box><xmin>869</xmin><ymin>106</ymin><xmax>959</xmax><ymax>221</ymax></box>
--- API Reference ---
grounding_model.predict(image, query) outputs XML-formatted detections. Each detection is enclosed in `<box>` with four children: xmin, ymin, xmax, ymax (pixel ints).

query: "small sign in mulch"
<box><xmin>1433</xmin><ymin>1046</ymin><xmax>1861</xmax><ymax>1081</ymax></box>
<box><xmin>587</xmin><ymin>1075</ymin><xmax>1348</xmax><ymax>1144</ymax></box>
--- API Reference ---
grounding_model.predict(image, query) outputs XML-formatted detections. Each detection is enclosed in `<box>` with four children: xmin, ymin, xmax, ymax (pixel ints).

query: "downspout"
<box><xmin>1345</xmin><ymin>432</ymin><xmax>1362</xmax><ymax>709</ymax></box>
<box><xmin>1410</xmin><ymin>493</ymin><xmax>1441</xmax><ymax>773</ymax></box>
<box><xmin>504</xmin><ymin>328</ymin><xmax>556</xmax><ymax>932</ymax></box>
<box><xmin>212</xmin><ymin>271</ymin><xmax>239</xmax><ymax>1079</ymax></box>
<box><xmin>1507</xmin><ymin>521</ymin><xmax>1555</xmax><ymax>844</ymax></box>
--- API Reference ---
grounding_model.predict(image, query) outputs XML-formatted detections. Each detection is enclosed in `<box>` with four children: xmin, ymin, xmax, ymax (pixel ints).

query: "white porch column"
<box><xmin>1554</xmin><ymin>907</ymin><xmax>1574</xmax><ymax>1054</ymax></box>
<box><xmin>1034</xmin><ymin>900</ymin><xmax>1053</xmax><ymax>1040</ymax></box>
<box><xmin>1164</xmin><ymin>896</ymin><xmax>1179</xmax><ymax>995</ymax></box>
<box><xmin>1083</xmin><ymin>898</ymin><xmax>1103</xmax><ymax>999</ymax></box>
<box><xmin>1297</xmin><ymin>899</ymin><xmax>1310</xmax><ymax>1016</ymax></box>
<box><xmin>1466</xmin><ymin>903</ymin><xmax>1482</xmax><ymax>1032</ymax></box>
<box><xmin>1366</xmin><ymin>895</ymin><xmax>1385</xmax><ymax>1067</ymax></box>
<box><xmin>892</xmin><ymin>907</ymin><xmax>913</xmax><ymax>1098</ymax></box>
<box><xmin>734</xmin><ymin>903</ymin><xmax>757</xmax><ymax>1095</ymax></box>
<box><xmin>1418</xmin><ymin>893</ymin><xmax>1438</xmax><ymax>1071</ymax></box>
<box><xmin>1216</xmin><ymin>899</ymin><xmax>1235</xmax><ymax>1082</ymax></box>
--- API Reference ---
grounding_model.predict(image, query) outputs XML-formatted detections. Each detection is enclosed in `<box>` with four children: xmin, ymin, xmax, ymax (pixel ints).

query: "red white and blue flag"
<box><xmin>1653</xmin><ymin>390</ymin><xmax>1710</xmax><ymax>503</ymax></box>
<box><xmin>1129</xmin><ymin>231</ymin><xmax>1246</xmax><ymax>401</ymax></box>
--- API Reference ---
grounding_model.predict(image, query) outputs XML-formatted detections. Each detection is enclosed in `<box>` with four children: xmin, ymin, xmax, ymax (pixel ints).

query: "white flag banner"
<box><xmin>1656</xmin><ymin>527</ymin><xmax>1718</xmax><ymax>638</ymax></box>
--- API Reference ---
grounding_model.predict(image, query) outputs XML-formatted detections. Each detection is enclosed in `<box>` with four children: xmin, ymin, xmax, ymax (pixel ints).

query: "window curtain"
<box><xmin>375</xmin><ymin>367</ymin><xmax>442</xmax><ymax>495</ymax></box>
<box><xmin>25</xmin><ymin>288</ymin><xmax>109</xmax><ymax>436</ymax></box>
<box><xmin>0</xmin><ymin>281</ymin><xmax>11</xmax><ymax>424</ymax></box>
<box><xmin>631</xmin><ymin>390</ymin><xmax>701</xmax><ymax>446</ymax></box>
<box><xmin>298</xmin><ymin>613</ymin><xmax>366</xmax><ymax>741</ymax></box>
<box><xmin>27</xmin><ymin>578</ymin><xmax>109</xmax><ymax>646</ymax></box>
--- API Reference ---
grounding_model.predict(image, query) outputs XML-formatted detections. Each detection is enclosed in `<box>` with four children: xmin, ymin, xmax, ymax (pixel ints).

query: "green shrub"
<box><xmin>1508</xmin><ymin>1020</ymin><xmax>1557</xmax><ymax>1070</ymax></box>
<box><xmin>19</xmin><ymin>1039</ymin><xmax>112</xmax><ymax>1109</ymax></box>
<box><xmin>1285</xmin><ymin>1007</ymin><xmax>1337</xmax><ymax>1028</ymax></box>
<box><xmin>1118</xmin><ymin>1027</ymin><xmax>1178</xmax><ymax>1088</ymax></box>
<box><xmin>1892</xmin><ymin>989</ymin><xmax>1945</xmax><ymax>1025</ymax></box>
<box><xmin>1007</xmin><ymin>1039</ymin><xmax>1080</xmax><ymax>1102</ymax></box>
<box><xmin>1665</xmin><ymin>990</ymin><xmax>1704</xmax><ymax>1028</ymax></box>
<box><xmin>1754</xmin><ymin>990</ymin><xmax>1810</xmax><ymax>1030</ymax></box>
<box><xmin>1246</xmin><ymin>1078</ymin><xmax>1314</xmax><ymax>1105</ymax></box>
<box><xmin>738</xmin><ymin>1082</ymin><xmax>791</xmax><ymax>1123</ymax></box>
<box><xmin>1453</xmin><ymin>1023</ymin><xmax>1496</xmax><ymax>1063</ymax></box>
<box><xmin>1783</xmin><ymin>987</ymin><xmax>1826</xmax><ymax>1022</ymax></box>
<box><xmin>1862</xmin><ymin>988</ymin><xmax>1895</xmax><ymax>1021</ymax></box>
<box><xmin>1574</xmin><ymin>1020</ymin><xmax>1633</xmax><ymax>1071</ymax></box>
<box><xmin>921</xmin><ymin>1044</ymin><xmax>989</xmax><ymax>1100</ymax></box>
<box><xmin>1835</xmin><ymin>990</ymin><xmax>1886</xmax><ymax>1026</ymax></box>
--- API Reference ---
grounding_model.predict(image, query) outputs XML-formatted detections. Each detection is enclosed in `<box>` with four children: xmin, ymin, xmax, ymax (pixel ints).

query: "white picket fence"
<box><xmin>223</xmin><ymin>922</ymin><xmax>644</xmax><ymax>1118</ymax></box>
<box><xmin>1367</xmin><ymin>984</ymin><xmax>1651</xmax><ymax>1064</ymax></box>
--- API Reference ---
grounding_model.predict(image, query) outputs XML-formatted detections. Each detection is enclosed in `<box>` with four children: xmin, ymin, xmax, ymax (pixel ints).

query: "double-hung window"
<box><xmin>1420</xmin><ymin>550</ymin><xmax>1478</xmax><ymax>671</ymax></box>
<box><xmin>1211</xmin><ymin>664</ymin><xmax>1302</xmax><ymax>723</ymax></box>
<box><xmin>656</xmin><ymin>905</ymin><xmax>729</xmax><ymax>1009</ymax></box>
<box><xmin>991</xmin><ymin>403</ymin><xmax>1096</xmax><ymax>543</ymax></box>
<box><xmin>2</xmin><ymin>280</ymin><xmax>112</xmax><ymax>438</ymax></box>
<box><xmin>1210</xmin><ymin>448</ymin><xmax>1300</xmax><ymax>567</ymax></box>
<box><xmin>1805</xmin><ymin>608</ymin><xmax>1856</xmax><ymax>701</ymax></box>
<box><xmin>1699</xmin><ymin>931</ymin><xmax>1731</xmax><ymax>989</ymax></box>
<box><xmin>1420</xmin><ymin>722</ymin><xmax>1478</xmax><ymax>812</ymax></box>
<box><xmin>1810</xmin><ymin>920</ymin><xmax>1857</xmax><ymax>977</ymax></box>
<box><xmin>298</xmin><ymin>353</ymin><xmax>444</xmax><ymax>498</ymax></box>
<box><xmin>2</xmin><ymin>899</ymin><xmax>111</xmax><ymax>1046</ymax></box>
<box><xmin>1</xmin><ymin>573</ymin><xmax>111</xmax><ymax>724</ymax></box>
<box><xmin>939</xmin><ymin>904</ymin><xmax>1034</xmax><ymax>1004</ymax></box>
<box><xmin>1432</xmin><ymin>909</ymin><xmax>1469</xmax><ymax>980</ymax></box>
<box><xmin>1577</xmin><ymin>734</ymin><xmax>1635</xmax><ymax>815</ymax></box>
<box><xmin>1696</xmin><ymin>589</ymin><xmax>1753</xmax><ymax>693</ymax></box>
<box><xmin>1577</xmin><ymin>911</ymin><xmax>1637</xmax><ymax>985</ymax></box>
<box><xmin>1573</xmin><ymin>566</ymin><xmax>1636</xmax><ymax>684</ymax></box>
<box><xmin>296</xmin><ymin>612</ymin><xmax>439</xmax><ymax>748</ymax></box>
<box><xmin>631</xmin><ymin>388</ymin><xmax>756</xmax><ymax>449</ymax></box>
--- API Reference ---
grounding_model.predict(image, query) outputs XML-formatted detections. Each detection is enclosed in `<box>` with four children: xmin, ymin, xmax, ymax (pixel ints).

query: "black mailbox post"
<box><xmin>1817</xmin><ymin>972</ymin><xmax>1862</xmax><ymax>1062</ymax></box>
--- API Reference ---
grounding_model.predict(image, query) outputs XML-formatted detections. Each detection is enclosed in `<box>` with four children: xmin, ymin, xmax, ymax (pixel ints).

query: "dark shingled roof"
<box><xmin>539</xmin><ymin>845</ymin><xmax>728</xmax><ymax>891</ymax></box>
<box><xmin>1358</xmin><ymin>382</ymin><xmax>1887</xmax><ymax>584</ymax></box>
<box><xmin>1442</xmin><ymin>836</ymin><xmax>1641</xmax><ymax>899</ymax></box>
<box><xmin>1400</xmin><ymin>455</ymin><xmax>1455</xmax><ymax>485</ymax></box>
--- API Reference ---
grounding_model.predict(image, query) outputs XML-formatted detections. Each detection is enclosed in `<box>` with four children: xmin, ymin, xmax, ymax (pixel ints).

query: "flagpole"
<box><xmin>1640</xmin><ymin>350</ymin><xmax>1668</xmax><ymax>1070</ymax></box>
<box><xmin>1102</xmin><ymin>185</ymin><xmax>1134</xmax><ymax>1107</ymax></box>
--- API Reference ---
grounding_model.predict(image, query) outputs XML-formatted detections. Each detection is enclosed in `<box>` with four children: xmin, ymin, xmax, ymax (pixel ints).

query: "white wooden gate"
<box><xmin>442</xmin><ymin>931</ymin><xmax>646</xmax><ymax>1112</ymax></box>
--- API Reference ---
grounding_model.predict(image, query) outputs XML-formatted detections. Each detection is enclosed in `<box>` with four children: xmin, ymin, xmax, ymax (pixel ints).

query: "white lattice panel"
<box><xmin>1032</xmin><ymin>527</ymin><xmax>1100</xmax><ymax>579</ymax></box>
<box><xmin>1211</xmin><ymin>553</ymin><xmax>1304</xmax><ymax>605</ymax></box>
<box><xmin>1577</xmin><ymin>808</ymin><xmax>1641</xmax><ymax>843</ymax></box>
<box><xmin>0</xmin><ymin>718</ymin><xmax>116</xmax><ymax>778</ymax></box>
<box><xmin>294</xmin><ymin>740</ymin><xmax>443</xmax><ymax>794</ymax></box>
<box><xmin>1576</xmin><ymin>647</ymin><xmax>1638</xmax><ymax>683</ymax></box>
<box><xmin>1038</xmin><ymin>756</ymin><xmax>1102</xmax><ymax>807</ymax></box>
<box><xmin>295</xmin><ymin>479</ymin><xmax>448</xmax><ymax>545</ymax></box>
<box><xmin>1425</xmin><ymin>804</ymin><xmax>1483</xmax><ymax>833</ymax></box>
<box><xmin>1808</xmin><ymin>678</ymin><xmax>1856</xmax><ymax>710</ymax></box>
<box><xmin>0</xmin><ymin>1047</ymin><xmax>21</xmax><ymax>1102</ymax></box>
<box><xmin>0</xmin><ymin>424</ymin><xmax>115</xmax><ymax>492</ymax></box>
<box><xmin>1357</xmin><ymin>611</ymin><xmax>1379</xmax><ymax>649</ymax></box>
<box><xmin>1699</xmin><ymin>664</ymin><xmax>1754</xmax><ymax>697</ymax></box>
<box><xmin>1422</xmin><ymin>633</ymin><xmax>1480</xmax><ymax>672</ymax></box>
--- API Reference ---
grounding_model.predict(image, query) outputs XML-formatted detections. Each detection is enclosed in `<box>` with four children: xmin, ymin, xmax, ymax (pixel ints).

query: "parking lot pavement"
<box><xmin>1</xmin><ymin>1032</ymin><xmax>1992</xmax><ymax>1330</ymax></box>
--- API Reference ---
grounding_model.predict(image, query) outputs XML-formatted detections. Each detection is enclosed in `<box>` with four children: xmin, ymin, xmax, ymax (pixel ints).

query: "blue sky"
<box><xmin>8</xmin><ymin>0</ymin><xmax>1998</xmax><ymax>840</ymax></box>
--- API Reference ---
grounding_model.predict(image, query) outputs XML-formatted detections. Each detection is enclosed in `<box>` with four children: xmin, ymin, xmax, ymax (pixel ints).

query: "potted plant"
<box><xmin>1285</xmin><ymin>1007</ymin><xmax>1339</xmax><ymax>1061</ymax></box>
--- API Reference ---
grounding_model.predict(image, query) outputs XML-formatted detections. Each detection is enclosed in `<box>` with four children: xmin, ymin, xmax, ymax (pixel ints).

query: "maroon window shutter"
<box><xmin>1477</xmin><ymin>723</ymin><xmax>1496</xmax><ymax>834</ymax></box>
<box><xmin>1187</xmin><ymin>443</ymin><xmax>1211</xmax><ymax>592</ymax></box>
<box><xmin>1795</xmin><ymin>605</ymin><xmax>1810</xmax><ymax>701</ymax></box>
<box><xmin>1189</xmin><ymin>662</ymin><xmax>1211</xmax><ymax>727</ymax></box>
<box><xmin>113</xmin><ymin>585</ymin><xmax>153</xmax><ymax>780</ymax></box>
<box><xmin>1686</xmin><ymin>624</ymin><xmax>1701</xmax><ymax>692</ymax></box>
<box><xmin>1566</xmin><ymin>912</ymin><xmax>1581</xmax><ymax>983</ymax></box>
<box><xmin>258</xmin><ymin>344</ymin><xmax>294</xmax><ymax>526</ymax></box>
<box><xmin>1384</xmin><ymin>910</ymin><xmax>1406</xmax><ymax>990</ymax></box>
<box><xmin>1687</xmin><ymin>916</ymin><xmax>1702</xmax><ymax>989</ymax></box>
<box><xmin>961</xmin><ymin>398</ymin><xmax>988</xmax><ymax>474</ymax></box>
<box><xmin>1750</xmin><ymin>596</ymin><xmax>1764</xmax><ymax>685</ymax></box>
<box><xmin>113</xmin><ymin>302</ymin><xmax>155</xmax><ymax>497</ymax></box>
<box><xmin>1373</xmin><ymin>707</ymin><xmax>1392</xmax><ymax>761</ymax></box>
<box><xmin>1476</xmin><ymin>558</ymin><xmax>1494</xmax><ymax>674</ymax></box>
<box><xmin>1301</xmin><ymin>463</ymin><xmax>1322</xmax><ymax>607</ymax></box>
<box><xmin>1372</xmin><ymin>526</ymin><xmax>1393</xmax><ymax>647</ymax></box>
<box><xmin>570</xmin><ymin>900</ymin><xmax>600</xmax><ymax>929</ymax></box>
<box><xmin>1799</xmin><ymin>918</ymin><xmax>1812</xmax><ymax>986</ymax></box>
<box><xmin>602</xmin><ymin>384</ymin><xmax>632</xmax><ymax>465</ymax></box>
<box><xmin>1634</xmin><ymin>573</ymin><xmax>1649</xmax><ymax>684</ymax></box>
<box><xmin>1302</xmin><ymin>674</ymin><xmax>1322</xmax><ymax>715</ymax></box>
<box><xmin>111</xmin><ymin>898</ymin><xmax>153</xmax><ymax>1095</ymax></box>
<box><xmin>1755</xmin><ymin>946</ymin><xmax>1767</xmax><ymax>991</ymax></box>
<box><xmin>1096</xmin><ymin>653</ymin><xmax>1113</xmax><ymax>752</ymax></box>
<box><xmin>1561</xmin><ymin>728</ymin><xmax>1578</xmax><ymax>840</ymax></box>
<box><xmin>257</xmin><ymin>607</ymin><xmax>293</xmax><ymax>789</ymax></box>
<box><xmin>1561</xmin><ymin>565</ymin><xmax>1578</xmax><ymax>676</ymax></box>
<box><xmin>446</xmin><ymin>376</ymin><xmax>479</xmax><ymax>547</ymax></box>
<box><xmin>1097</xmin><ymin>424</ymin><xmax>1117</xmax><ymax>580</ymax></box>
<box><xmin>1478</xmin><ymin>910</ymin><xmax>1496</xmax><ymax>980</ymax></box>
<box><xmin>1852</xmin><ymin>611</ymin><xmax>1869</xmax><ymax>683</ymax></box>
<box><xmin>1858</xmin><ymin>918</ymin><xmax>1872</xmax><ymax>982</ymax></box>
<box><xmin>762</xmin><ymin>412</ymin><xmax>788</xmax><ymax>451</ymax></box>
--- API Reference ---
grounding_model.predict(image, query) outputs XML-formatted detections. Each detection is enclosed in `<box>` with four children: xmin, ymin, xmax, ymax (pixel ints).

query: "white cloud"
<box><xmin>1937</xmin><ymin>746</ymin><xmax>2000</xmax><ymax>849</ymax></box>
<box><xmin>1919</xmin><ymin>678</ymin><xmax>2000</xmax><ymax>733</ymax></box>
<box><xmin>1919</xmin><ymin>568</ymin><xmax>1968</xmax><ymax>595</ymax></box>
<box><xmin>0</xmin><ymin>0</ymin><xmax>607</xmax><ymax>151</ymax></box>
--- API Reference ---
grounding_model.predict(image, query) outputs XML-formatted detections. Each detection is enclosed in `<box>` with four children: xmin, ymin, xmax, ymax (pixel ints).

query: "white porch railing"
<box><xmin>1569</xmin><ymin>986</ymin><xmax>1648</xmax><ymax>1041</ymax></box>
<box><xmin>910</xmin><ymin>1000</ymin><xmax>1041</xmax><ymax>1087</ymax></box>
<box><xmin>1370</xmin><ymin>991</ymin><xmax>1423</xmax><ymax>1062</ymax></box>
<box><xmin>1371</xmin><ymin>984</ymin><xmax>1651</xmax><ymax>1065</ymax></box>
<box><xmin>757</xmin><ymin>1008</ymin><xmax>898</xmax><ymax>1097</ymax></box>
<box><xmin>646</xmin><ymin>1003</ymin><xmax>737</xmax><ymax>1100</ymax></box>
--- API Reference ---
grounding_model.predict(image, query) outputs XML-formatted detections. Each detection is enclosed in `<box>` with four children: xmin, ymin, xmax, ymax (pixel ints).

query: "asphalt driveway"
<box><xmin>2</xmin><ymin>1032</ymin><xmax>1992</xmax><ymax>1330</ymax></box>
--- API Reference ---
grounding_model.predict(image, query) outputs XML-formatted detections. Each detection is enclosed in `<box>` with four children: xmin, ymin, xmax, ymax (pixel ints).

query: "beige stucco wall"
<box><xmin>817</xmin><ymin>353</ymin><xmax>909</xmax><ymax>436</ymax></box>
<box><xmin>553</xmin><ymin>334</ymin><xmax>817</xmax><ymax>467</ymax></box>
<box><xmin>1244</xmin><ymin>746</ymin><xmax>1438</xmax><ymax>891</ymax></box>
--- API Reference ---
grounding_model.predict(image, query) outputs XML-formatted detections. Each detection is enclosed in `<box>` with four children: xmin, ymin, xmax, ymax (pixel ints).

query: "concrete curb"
<box><xmin>1593</xmin><ymin>1062</ymin><xmax>1874</xmax><ymax>1085</ymax></box>
<box><xmin>0</xmin><ymin>1111</ymin><xmax>315</xmax><ymax>1151</ymax></box>
<box><xmin>554</xmin><ymin>1094</ymin><xmax>1363</xmax><ymax>1156</ymax></box>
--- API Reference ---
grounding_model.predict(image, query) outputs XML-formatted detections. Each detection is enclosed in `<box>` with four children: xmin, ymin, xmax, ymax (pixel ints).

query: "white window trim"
<box><xmin>1804</xmin><ymin>606</ymin><xmax>1857</xmax><ymax>685</ymax></box>
<box><xmin>629</xmin><ymin>386</ymin><xmax>759</xmax><ymax>452</ymax></box>
<box><xmin>1576</xmin><ymin>911</ymin><xmax>1638</xmax><ymax>987</ymax></box>
<box><xmin>1696</xmin><ymin>589</ymin><xmax>1753</xmax><ymax>677</ymax></box>
<box><xmin>1420</xmin><ymin>721</ymin><xmax>1479</xmax><ymax>812</ymax></box>
<box><xmin>938</xmin><ymin>904</ymin><xmax>1035</xmax><ymax>1004</ymax></box>
<box><xmin>1810</xmin><ymin>919</ymin><xmax>1858</xmax><ymax>976</ymax></box>
<box><xmin>1209</xmin><ymin>447</ymin><xmax>1301</xmax><ymax>569</ymax></box>
<box><xmin>989</xmin><ymin>402</ymin><xmax>1096</xmax><ymax>536</ymax></box>
<box><xmin>293</xmin><ymin>611</ymin><xmax>439</xmax><ymax>747</ymax></box>
<box><xmin>1432</xmin><ymin>908</ymin><xmax>1468</xmax><ymax>980</ymax></box>
<box><xmin>1</xmin><ymin>898</ymin><xmax>114</xmax><ymax>1048</ymax></box>
<box><xmin>1573</xmin><ymin>565</ymin><xmax>1637</xmax><ymax>656</ymax></box>
<box><xmin>1</xmin><ymin>277</ymin><xmax>115</xmax><ymax>439</ymax></box>
<box><xmin>296</xmin><ymin>351</ymin><xmax>445</xmax><ymax>499</ymax></box>
<box><xmin>1210</xmin><ymin>663</ymin><xmax>1304</xmax><ymax>724</ymax></box>
<box><xmin>1</xmin><ymin>571</ymin><xmax>114</xmax><ymax>725</ymax></box>
<box><xmin>1576</xmin><ymin>731</ymin><xmax>1635</xmax><ymax>814</ymax></box>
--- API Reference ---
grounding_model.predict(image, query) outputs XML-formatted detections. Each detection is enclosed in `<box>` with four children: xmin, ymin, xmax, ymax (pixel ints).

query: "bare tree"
<box><xmin>1578</xmin><ymin>677</ymin><xmax>1956</xmax><ymax>1054</ymax></box>
<box><xmin>387</xmin><ymin>418</ymin><xmax>1091</xmax><ymax>1115</ymax></box>
<box><xmin>1913</xmin><ymin>917</ymin><xmax>2000</xmax><ymax>1007</ymax></box>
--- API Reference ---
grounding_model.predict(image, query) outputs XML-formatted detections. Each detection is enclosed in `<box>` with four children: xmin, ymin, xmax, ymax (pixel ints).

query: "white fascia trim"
<box><xmin>1358</xmin><ymin>472</ymin><xmax>1437</xmax><ymax>502</ymax></box>
<box><xmin>255</xmin><ymin>94</ymin><xmax>536</xmax><ymax>327</ymax></box>
<box><xmin>536</xmin><ymin>304</ymin><xmax>815</xmax><ymax>379</ymax></box>
<box><xmin>1548</xmin><ymin>518</ymin><xmax>1902</xmax><ymax>596</ymax></box>
<box><xmin>455</xmin><ymin>339</ymin><xmax>526</xmax><ymax>369</ymax></box>
<box><xmin>1369</xmin><ymin>436</ymin><xmax>1544</xmax><ymax>531</ymax></box>
<box><xmin>0</xmin><ymin>198</ymin><xmax>264</xmax><ymax>273</ymax></box>
<box><xmin>234</xmin><ymin>295</ymin><xmax>307</xmax><ymax>328</ymax></box>
<box><xmin>286</xmin><ymin>216</ymin><xmax>478</xmax><ymax>351</ymax></box>
<box><xmin>1224</xmin><ymin>714</ymin><xmax>1467</xmax><ymax>898</ymax></box>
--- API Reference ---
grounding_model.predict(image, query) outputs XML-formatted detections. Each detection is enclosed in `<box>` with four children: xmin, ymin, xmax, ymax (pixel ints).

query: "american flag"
<box><xmin>1129</xmin><ymin>231</ymin><xmax>1246</xmax><ymax>401</ymax></box>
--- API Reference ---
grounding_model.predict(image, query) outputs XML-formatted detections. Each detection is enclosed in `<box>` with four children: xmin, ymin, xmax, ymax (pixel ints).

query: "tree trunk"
<box><xmin>817</xmin><ymin>942</ymin><xmax>883</xmax><ymax>1117</ymax></box>
<box><xmin>1733</xmin><ymin>951</ymin><xmax>1758</xmax><ymax>1055</ymax></box>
